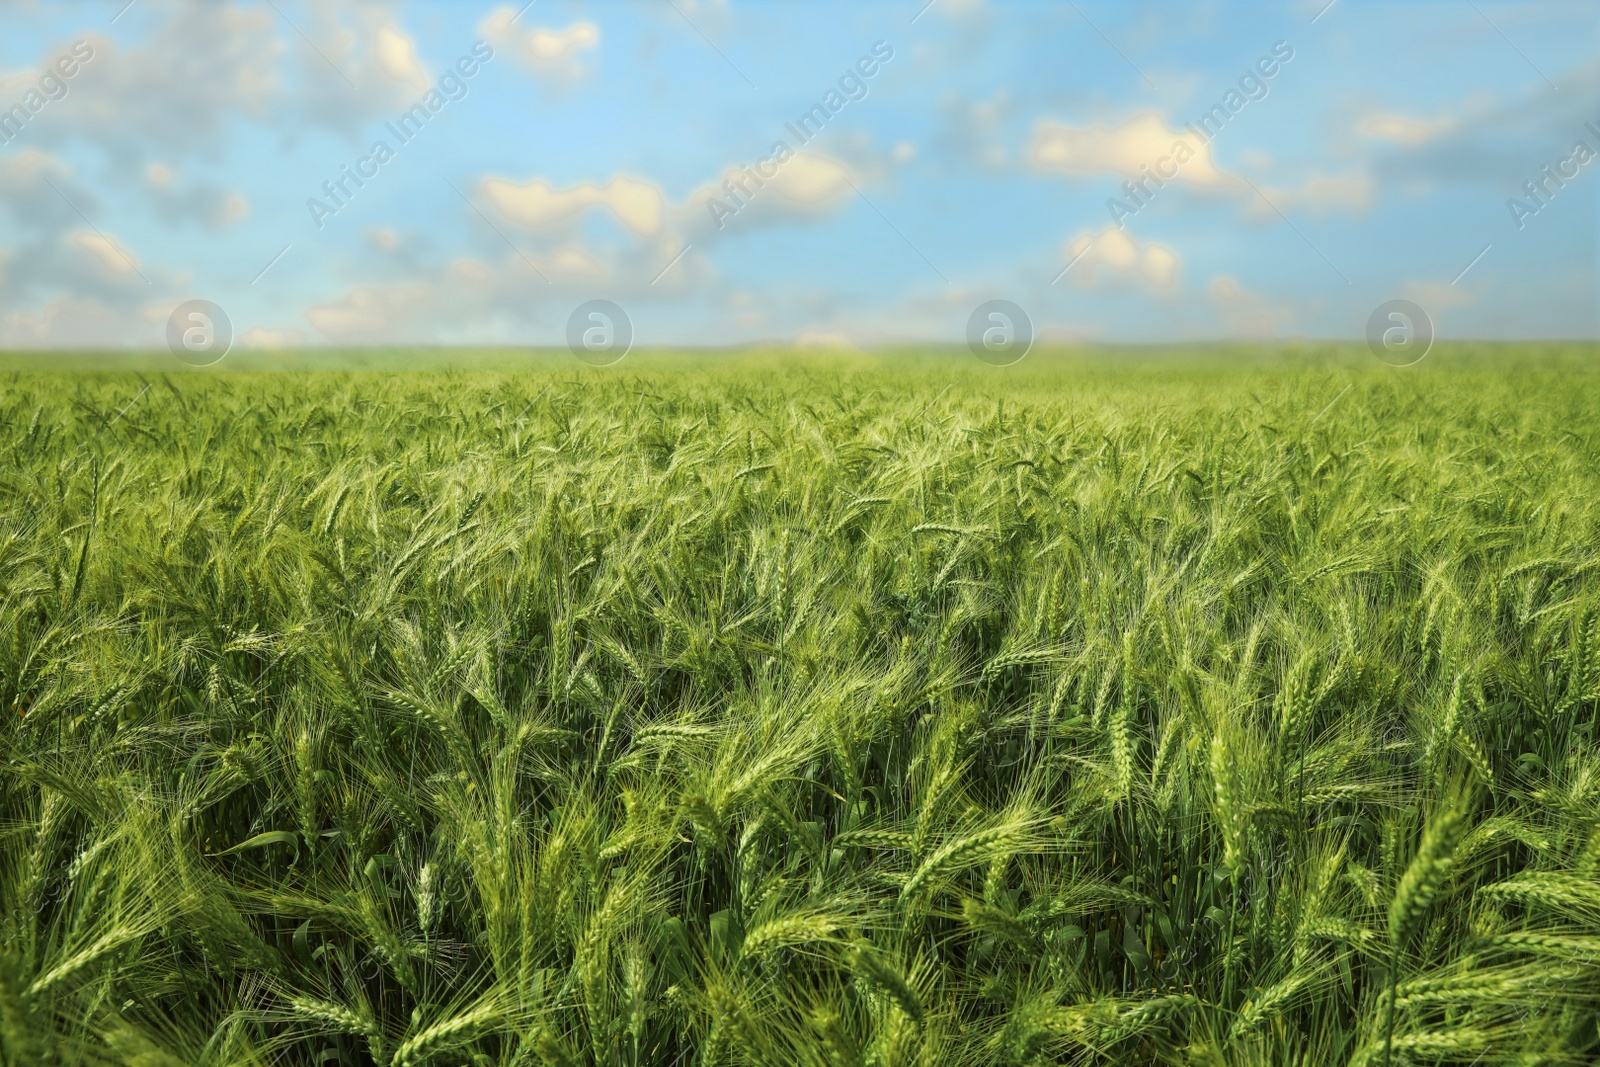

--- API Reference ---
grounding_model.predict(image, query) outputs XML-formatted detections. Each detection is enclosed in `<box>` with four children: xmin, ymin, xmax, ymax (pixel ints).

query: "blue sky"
<box><xmin>0</xmin><ymin>0</ymin><xmax>1595</xmax><ymax>348</ymax></box>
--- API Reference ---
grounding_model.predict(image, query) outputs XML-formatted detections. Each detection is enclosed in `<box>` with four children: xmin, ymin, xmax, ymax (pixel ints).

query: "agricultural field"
<box><xmin>2</xmin><ymin>350</ymin><xmax>1599</xmax><ymax>1066</ymax></box>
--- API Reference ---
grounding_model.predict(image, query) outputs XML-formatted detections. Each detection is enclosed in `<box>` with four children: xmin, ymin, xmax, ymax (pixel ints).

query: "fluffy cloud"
<box><xmin>480</xmin><ymin>7</ymin><xmax>599</xmax><ymax>84</ymax></box>
<box><xmin>31</xmin><ymin>6</ymin><xmax>280</xmax><ymax>152</ymax></box>
<box><xmin>472</xmin><ymin>153</ymin><xmax>864</xmax><ymax>287</ymax></box>
<box><xmin>482</xmin><ymin>175</ymin><xmax>666</xmax><ymax>238</ymax></box>
<box><xmin>1</xmin><ymin>153</ymin><xmax>115</xmax><ymax>298</ymax></box>
<box><xmin>67</xmin><ymin>230</ymin><xmax>143</xmax><ymax>279</ymax></box>
<box><xmin>1364</xmin><ymin>59</ymin><xmax>1600</xmax><ymax>192</ymax></box>
<box><xmin>7</xmin><ymin>0</ymin><xmax>449</xmax><ymax>162</ymax></box>
<box><xmin>543</xmin><ymin>246</ymin><xmax>610</xmax><ymax>279</ymax></box>
<box><xmin>524</xmin><ymin>25</ymin><xmax>599</xmax><ymax>69</ymax></box>
<box><xmin>1032</xmin><ymin>111</ymin><xmax>1378</xmax><ymax>230</ymax></box>
<box><xmin>288</xmin><ymin>4</ymin><xmax>467</xmax><ymax>131</ymax></box>
<box><xmin>1031</xmin><ymin>112</ymin><xmax>1231</xmax><ymax>188</ymax></box>
<box><xmin>681</xmin><ymin>152</ymin><xmax>860</xmax><ymax>241</ymax></box>
<box><xmin>373</xmin><ymin>24</ymin><xmax>430</xmax><ymax>91</ymax></box>
<box><xmin>766</xmin><ymin>153</ymin><xmax>856</xmax><ymax>208</ymax></box>
<box><xmin>1061</xmin><ymin>227</ymin><xmax>1181</xmax><ymax>290</ymax></box>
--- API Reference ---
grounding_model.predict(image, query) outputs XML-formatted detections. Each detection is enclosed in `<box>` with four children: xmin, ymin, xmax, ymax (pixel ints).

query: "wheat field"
<box><xmin>2</xmin><ymin>354</ymin><xmax>1598</xmax><ymax>1065</ymax></box>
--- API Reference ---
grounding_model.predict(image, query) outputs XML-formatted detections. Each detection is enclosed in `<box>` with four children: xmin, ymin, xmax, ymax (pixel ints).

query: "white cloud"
<box><xmin>1031</xmin><ymin>111</ymin><xmax>1231</xmax><ymax>188</ymax></box>
<box><xmin>480</xmin><ymin>7</ymin><xmax>599</xmax><ymax>84</ymax></box>
<box><xmin>373</xmin><ymin>25</ymin><xmax>430</xmax><ymax>91</ymax></box>
<box><xmin>68</xmin><ymin>230</ymin><xmax>141</xmax><ymax>279</ymax></box>
<box><xmin>526</xmin><ymin>25</ymin><xmax>599</xmax><ymax>66</ymax></box>
<box><xmin>764</xmin><ymin>153</ymin><xmax>856</xmax><ymax>210</ymax></box>
<box><xmin>1358</xmin><ymin>60</ymin><xmax>1600</xmax><ymax>199</ymax></box>
<box><xmin>482</xmin><ymin>175</ymin><xmax>665</xmax><ymax>238</ymax></box>
<box><xmin>1062</xmin><ymin>227</ymin><xmax>1181</xmax><ymax>290</ymax></box>
<box><xmin>44</xmin><ymin>7</ymin><xmax>281</xmax><ymax>152</ymax></box>
<box><xmin>546</xmin><ymin>245</ymin><xmax>609</xmax><ymax>279</ymax></box>
<box><xmin>0</xmin><ymin>153</ymin><xmax>168</xmax><ymax>314</ymax></box>
<box><xmin>287</xmin><ymin>3</ymin><xmax>460</xmax><ymax>131</ymax></box>
<box><xmin>682</xmin><ymin>152</ymin><xmax>859</xmax><ymax>240</ymax></box>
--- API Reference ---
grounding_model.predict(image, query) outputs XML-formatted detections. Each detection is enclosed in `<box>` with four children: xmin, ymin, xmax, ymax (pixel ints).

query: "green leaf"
<box><xmin>218</xmin><ymin>830</ymin><xmax>300</xmax><ymax>856</ymax></box>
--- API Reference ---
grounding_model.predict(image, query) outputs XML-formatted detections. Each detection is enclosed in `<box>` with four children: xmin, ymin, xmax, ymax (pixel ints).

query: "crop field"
<box><xmin>3</xmin><ymin>352</ymin><xmax>1600</xmax><ymax>1066</ymax></box>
